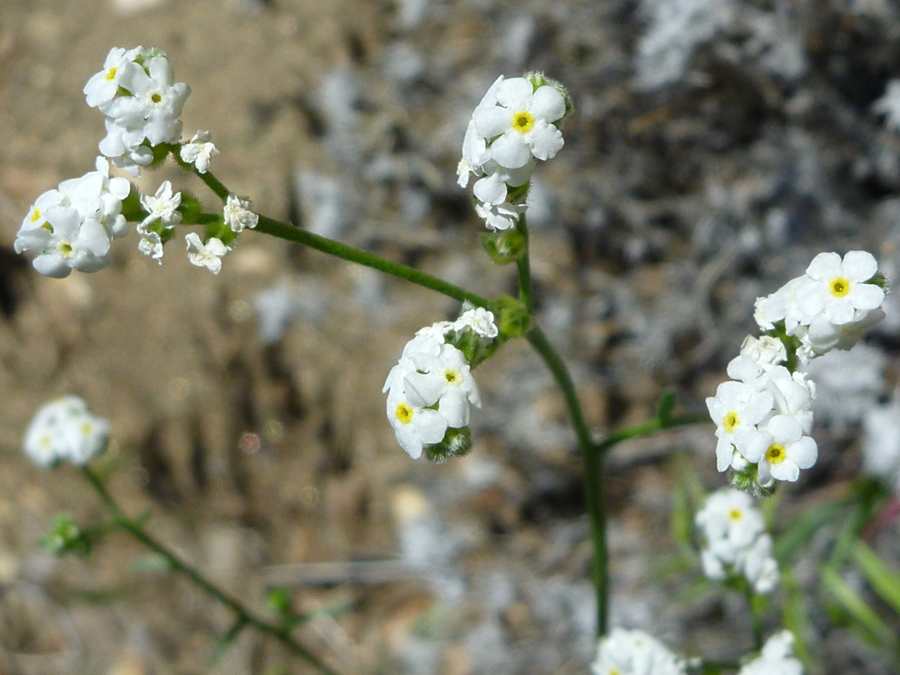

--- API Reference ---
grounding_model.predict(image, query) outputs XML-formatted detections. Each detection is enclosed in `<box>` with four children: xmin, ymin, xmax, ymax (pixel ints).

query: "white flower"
<box><xmin>738</xmin><ymin>631</ymin><xmax>803</xmax><ymax>675</ymax></box>
<box><xmin>83</xmin><ymin>46</ymin><xmax>143</xmax><ymax>109</ymax></box>
<box><xmin>185</xmin><ymin>232</ymin><xmax>229</xmax><ymax>274</ymax></box>
<box><xmin>180</xmin><ymin>130</ymin><xmax>219</xmax><ymax>173</ymax></box>
<box><xmin>138</xmin><ymin>229</ymin><xmax>164</xmax><ymax>263</ymax></box>
<box><xmin>706</xmin><ymin>381</ymin><xmax>774</xmax><ymax>471</ymax></box>
<box><xmin>738</xmin><ymin>533</ymin><xmax>780</xmax><ymax>594</ymax></box>
<box><xmin>223</xmin><ymin>193</ymin><xmax>258</xmax><ymax>233</ymax></box>
<box><xmin>457</xmin><ymin>76</ymin><xmax>504</xmax><ymax>188</ymax></box>
<box><xmin>104</xmin><ymin>53</ymin><xmax>190</xmax><ymax>147</ymax></box>
<box><xmin>453</xmin><ymin>307</ymin><xmax>498</xmax><ymax>338</ymax></box>
<box><xmin>402</xmin><ymin>343</ymin><xmax>481</xmax><ymax>427</ymax></box>
<box><xmin>862</xmin><ymin>397</ymin><xmax>900</xmax><ymax>489</ymax></box>
<box><xmin>764</xmin><ymin>366</ymin><xmax>814</xmax><ymax>434</ymax></box>
<box><xmin>473</xmin><ymin>77</ymin><xmax>566</xmax><ymax>169</ymax></box>
<box><xmin>472</xmin><ymin>160</ymin><xmax>534</xmax><ymax>205</ymax></box>
<box><xmin>873</xmin><ymin>79</ymin><xmax>900</xmax><ymax>133</ymax></box>
<box><xmin>727</xmin><ymin>335</ymin><xmax>787</xmax><ymax>384</ymax></box>
<box><xmin>754</xmin><ymin>276</ymin><xmax>815</xmax><ymax>334</ymax></box>
<box><xmin>139</xmin><ymin>180</ymin><xmax>182</xmax><ymax>230</ymax></box>
<box><xmin>797</xmin><ymin>251</ymin><xmax>884</xmax><ymax>327</ymax></box>
<box><xmin>14</xmin><ymin>205</ymin><xmax>111</xmax><ymax>278</ymax></box>
<box><xmin>696</xmin><ymin>489</ymin><xmax>765</xmax><ymax>556</ymax></box>
<box><xmin>24</xmin><ymin>396</ymin><xmax>109</xmax><ymax>467</ymax></box>
<box><xmin>745</xmin><ymin>415</ymin><xmax>818</xmax><ymax>484</ymax></box>
<box><xmin>591</xmin><ymin>628</ymin><xmax>686</xmax><ymax>675</ymax></box>
<box><xmin>475</xmin><ymin>198</ymin><xmax>526</xmax><ymax>231</ymax></box>
<box><xmin>384</xmin><ymin>377</ymin><xmax>449</xmax><ymax>459</ymax></box>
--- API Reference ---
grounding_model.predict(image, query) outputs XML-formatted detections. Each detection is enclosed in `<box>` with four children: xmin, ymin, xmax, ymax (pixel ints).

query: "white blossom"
<box><xmin>185</xmin><ymin>232</ymin><xmax>229</xmax><ymax>274</ymax></box>
<box><xmin>706</xmin><ymin>381</ymin><xmax>774</xmax><ymax>472</ymax></box>
<box><xmin>223</xmin><ymin>193</ymin><xmax>258</xmax><ymax>233</ymax></box>
<box><xmin>454</xmin><ymin>307</ymin><xmax>498</xmax><ymax>338</ymax></box>
<box><xmin>745</xmin><ymin>415</ymin><xmax>817</xmax><ymax>484</ymax></box>
<box><xmin>591</xmin><ymin>628</ymin><xmax>686</xmax><ymax>675</ymax></box>
<box><xmin>473</xmin><ymin>77</ymin><xmax>566</xmax><ymax>169</ymax></box>
<box><xmin>139</xmin><ymin>180</ymin><xmax>182</xmax><ymax>230</ymax></box>
<box><xmin>83</xmin><ymin>46</ymin><xmax>143</xmax><ymax>109</ymax></box>
<box><xmin>180</xmin><ymin>130</ymin><xmax>219</xmax><ymax>173</ymax></box>
<box><xmin>738</xmin><ymin>631</ymin><xmax>803</xmax><ymax>675</ymax></box>
<box><xmin>24</xmin><ymin>396</ymin><xmax>109</xmax><ymax>467</ymax></box>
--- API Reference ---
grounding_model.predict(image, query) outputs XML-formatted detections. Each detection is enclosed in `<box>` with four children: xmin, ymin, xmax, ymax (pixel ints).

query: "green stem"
<box><xmin>81</xmin><ymin>467</ymin><xmax>340</xmax><ymax>675</ymax></box>
<box><xmin>525</xmin><ymin>326</ymin><xmax>606</xmax><ymax>635</ymax></box>
<box><xmin>191</xmin><ymin>167</ymin><xmax>489</xmax><ymax>308</ymax></box>
<box><xmin>515</xmin><ymin>214</ymin><xmax>534</xmax><ymax>314</ymax></box>
<box><xmin>593</xmin><ymin>412</ymin><xmax>710</xmax><ymax>456</ymax></box>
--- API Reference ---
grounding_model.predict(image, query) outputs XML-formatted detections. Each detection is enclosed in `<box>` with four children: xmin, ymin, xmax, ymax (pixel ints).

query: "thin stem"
<box><xmin>515</xmin><ymin>214</ymin><xmax>534</xmax><ymax>314</ymax></box>
<box><xmin>191</xmin><ymin>166</ymin><xmax>489</xmax><ymax>308</ymax></box>
<box><xmin>525</xmin><ymin>325</ymin><xmax>607</xmax><ymax>635</ymax></box>
<box><xmin>81</xmin><ymin>467</ymin><xmax>340</xmax><ymax>675</ymax></box>
<box><xmin>593</xmin><ymin>412</ymin><xmax>710</xmax><ymax>457</ymax></box>
<box><xmin>745</xmin><ymin>584</ymin><xmax>764</xmax><ymax>652</ymax></box>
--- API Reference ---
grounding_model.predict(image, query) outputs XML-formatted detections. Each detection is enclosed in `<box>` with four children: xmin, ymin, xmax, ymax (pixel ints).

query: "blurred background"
<box><xmin>1</xmin><ymin>0</ymin><xmax>900</xmax><ymax>672</ymax></box>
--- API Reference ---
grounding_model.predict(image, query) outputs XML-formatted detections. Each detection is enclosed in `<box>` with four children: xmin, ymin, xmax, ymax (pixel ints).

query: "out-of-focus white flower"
<box><xmin>695</xmin><ymin>488</ymin><xmax>779</xmax><ymax>593</ymax></box>
<box><xmin>473</xmin><ymin>77</ymin><xmax>566</xmax><ymax>169</ymax></box>
<box><xmin>874</xmin><ymin>79</ymin><xmax>900</xmax><ymax>133</ymax></box>
<box><xmin>738</xmin><ymin>631</ymin><xmax>803</xmax><ymax>675</ymax></box>
<box><xmin>223</xmin><ymin>193</ymin><xmax>258</xmax><ymax>233</ymax></box>
<box><xmin>591</xmin><ymin>627</ymin><xmax>686</xmax><ymax>675</ymax></box>
<box><xmin>185</xmin><ymin>232</ymin><xmax>229</xmax><ymax>274</ymax></box>
<box><xmin>14</xmin><ymin>205</ymin><xmax>111</xmax><ymax>278</ymax></box>
<box><xmin>24</xmin><ymin>396</ymin><xmax>109</xmax><ymax>467</ymax></box>
<box><xmin>180</xmin><ymin>130</ymin><xmax>218</xmax><ymax>173</ymax></box>
<box><xmin>862</xmin><ymin>396</ymin><xmax>900</xmax><ymax>492</ymax></box>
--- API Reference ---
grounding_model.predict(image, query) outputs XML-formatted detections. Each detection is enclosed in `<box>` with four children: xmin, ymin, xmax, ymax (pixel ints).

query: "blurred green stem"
<box><xmin>81</xmin><ymin>466</ymin><xmax>340</xmax><ymax>675</ymax></box>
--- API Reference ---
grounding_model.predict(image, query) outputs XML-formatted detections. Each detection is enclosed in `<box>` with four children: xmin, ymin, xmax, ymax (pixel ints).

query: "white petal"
<box><xmin>489</xmin><ymin>132</ymin><xmax>532</xmax><ymax>169</ymax></box>
<box><xmin>530</xmin><ymin>86</ymin><xmax>566</xmax><ymax>123</ymax></box>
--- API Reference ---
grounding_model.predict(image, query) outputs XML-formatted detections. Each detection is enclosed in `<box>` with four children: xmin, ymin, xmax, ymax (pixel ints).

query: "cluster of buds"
<box><xmin>14</xmin><ymin>47</ymin><xmax>255</xmax><ymax>277</ymax></box>
<box><xmin>695</xmin><ymin>488</ymin><xmax>779</xmax><ymax>594</ymax></box>
<box><xmin>457</xmin><ymin>73</ymin><xmax>571</xmax><ymax>231</ymax></box>
<box><xmin>708</xmin><ymin>251</ymin><xmax>887</xmax><ymax>493</ymax></box>
<box><xmin>24</xmin><ymin>396</ymin><xmax>109</xmax><ymax>467</ymax></box>
<box><xmin>384</xmin><ymin>308</ymin><xmax>498</xmax><ymax>461</ymax></box>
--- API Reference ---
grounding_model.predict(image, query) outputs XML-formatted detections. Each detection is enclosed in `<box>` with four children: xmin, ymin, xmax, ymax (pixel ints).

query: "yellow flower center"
<box><xmin>765</xmin><ymin>444</ymin><xmax>787</xmax><ymax>464</ymax></box>
<box><xmin>30</xmin><ymin>208</ymin><xmax>42</xmax><ymax>223</ymax></box>
<box><xmin>80</xmin><ymin>422</ymin><xmax>94</xmax><ymax>436</ymax></box>
<box><xmin>58</xmin><ymin>242</ymin><xmax>73</xmax><ymax>257</ymax></box>
<box><xmin>723</xmin><ymin>411</ymin><xmax>740</xmax><ymax>434</ymax></box>
<box><xmin>395</xmin><ymin>402</ymin><xmax>414</xmax><ymax>425</ymax></box>
<box><xmin>609</xmin><ymin>669</ymin><xmax>622</xmax><ymax>675</ymax></box>
<box><xmin>727</xmin><ymin>508</ymin><xmax>743</xmax><ymax>522</ymax></box>
<box><xmin>105</xmin><ymin>66</ymin><xmax>118</xmax><ymax>82</ymax></box>
<box><xmin>512</xmin><ymin>110</ymin><xmax>535</xmax><ymax>133</ymax></box>
<box><xmin>829</xmin><ymin>277</ymin><xmax>850</xmax><ymax>297</ymax></box>
<box><xmin>151</xmin><ymin>92</ymin><xmax>162</xmax><ymax>104</ymax></box>
<box><xmin>444</xmin><ymin>369</ymin><xmax>460</xmax><ymax>385</ymax></box>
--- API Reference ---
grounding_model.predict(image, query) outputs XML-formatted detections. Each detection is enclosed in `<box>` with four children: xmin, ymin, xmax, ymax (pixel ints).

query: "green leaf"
<box><xmin>853</xmin><ymin>541</ymin><xmax>900</xmax><ymax>616</ymax></box>
<box><xmin>656</xmin><ymin>389</ymin><xmax>676</xmax><ymax>424</ymax></box>
<box><xmin>820</xmin><ymin>566</ymin><xmax>900</xmax><ymax>652</ymax></box>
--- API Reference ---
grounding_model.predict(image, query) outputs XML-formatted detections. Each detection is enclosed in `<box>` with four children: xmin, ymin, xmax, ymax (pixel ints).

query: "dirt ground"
<box><xmin>1</xmin><ymin>0</ymin><xmax>900</xmax><ymax>673</ymax></box>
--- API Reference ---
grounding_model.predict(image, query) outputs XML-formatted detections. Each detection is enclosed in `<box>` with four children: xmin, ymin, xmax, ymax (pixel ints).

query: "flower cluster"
<box><xmin>16</xmin><ymin>47</ymin><xmax>244</xmax><ymax>277</ymax></box>
<box><xmin>591</xmin><ymin>628</ymin><xmax>686</xmax><ymax>675</ymax></box>
<box><xmin>15</xmin><ymin>157</ymin><xmax>130</xmax><ymax>278</ymax></box>
<box><xmin>85</xmin><ymin>46</ymin><xmax>190</xmax><ymax>175</ymax></box>
<box><xmin>384</xmin><ymin>308</ymin><xmax>497</xmax><ymax>461</ymax></box>
<box><xmin>708</xmin><ymin>251</ymin><xmax>886</xmax><ymax>491</ymax></box>
<box><xmin>737</xmin><ymin>631</ymin><xmax>803</xmax><ymax>675</ymax></box>
<box><xmin>458</xmin><ymin>74</ymin><xmax>570</xmax><ymax>231</ymax></box>
<box><xmin>695</xmin><ymin>488</ymin><xmax>779</xmax><ymax>594</ymax></box>
<box><xmin>24</xmin><ymin>396</ymin><xmax>109</xmax><ymax>467</ymax></box>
